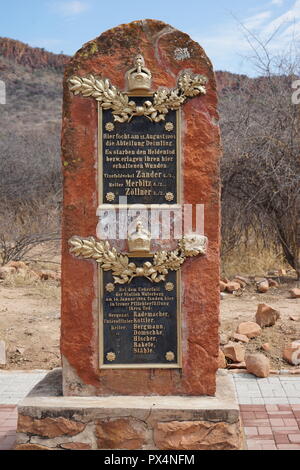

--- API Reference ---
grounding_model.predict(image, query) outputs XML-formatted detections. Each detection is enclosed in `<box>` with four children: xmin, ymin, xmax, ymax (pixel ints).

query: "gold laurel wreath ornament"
<box><xmin>68</xmin><ymin>72</ymin><xmax>207</xmax><ymax>123</ymax></box>
<box><xmin>69</xmin><ymin>234</ymin><xmax>208</xmax><ymax>285</ymax></box>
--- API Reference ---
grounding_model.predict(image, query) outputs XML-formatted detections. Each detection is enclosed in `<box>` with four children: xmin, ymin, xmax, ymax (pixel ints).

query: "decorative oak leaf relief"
<box><xmin>69</xmin><ymin>234</ymin><xmax>208</xmax><ymax>285</ymax></box>
<box><xmin>68</xmin><ymin>72</ymin><xmax>207</xmax><ymax>123</ymax></box>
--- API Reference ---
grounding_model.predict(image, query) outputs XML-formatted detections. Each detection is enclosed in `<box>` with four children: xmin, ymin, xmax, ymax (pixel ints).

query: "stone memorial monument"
<box><xmin>15</xmin><ymin>19</ymin><xmax>242</xmax><ymax>450</ymax></box>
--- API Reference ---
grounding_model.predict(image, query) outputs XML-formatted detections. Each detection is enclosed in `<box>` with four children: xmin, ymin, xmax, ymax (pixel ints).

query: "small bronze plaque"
<box><xmin>100</xmin><ymin>258</ymin><xmax>181</xmax><ymax>368</ymax></box>
<box><xmin>99</xmin><ymin>97</ymin><xmax>180</xmax><ymax>205</ymax></box>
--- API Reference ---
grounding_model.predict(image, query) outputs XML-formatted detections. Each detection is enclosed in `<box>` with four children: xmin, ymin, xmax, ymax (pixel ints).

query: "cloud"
<box><xmin>196</xmin><ymin>26</ymin><xmax>250</xmax><ymax>73</ymax></box>
<box><xmin>53</xmin><ymin>1</ymin><xmax>89</xmax><ymax>16</ymax></box>
<box><xmin>263</xmin><ymin>0</ymin><xmax>300</xmax><ymax>36</ymax></box>
<box><xmin>33</xmin><ymin>39</ymin><xmax>63</xmax><ymax>49</ymax></box>
<box><xmin>244</xmin><ymin>11</ymin><xmax>272</xmax><ymax>30</ymax></box>
<box><xmin>194</xmin><ymin>1</ymin><xmax>300</xmax><ymax>75</ymax></box>
<box><xmin>271</xmin><ymin>0</ymin><xmax>284</xmax><ymax>5</ymax></box>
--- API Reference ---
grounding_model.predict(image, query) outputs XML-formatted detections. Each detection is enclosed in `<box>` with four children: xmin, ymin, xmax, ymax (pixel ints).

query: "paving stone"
<box><xmin>244</xmin><ymin>427</ymin><xmax>258</xmax><ymax>436</ymax></box>
<box><xmin>255</xmin><ymin>412</ymin><xmax>269</xmax><ymax>418</ymax></box>
<box><xmin>247</xmin><ymin>439</ymin><xmax>275</xmax><ymax>445</ymax></box>
<box><xmin>241</xmin><ymin>412</ymin><xmax>256</xmax><ymax>419</ymax></box>
<box><xmin>274</xmin><ymin>434</ymin><xmax>290</xmax><ymax>444</ymax></box>
<box><xmin>0</xmin><ymin>434</ymin><xmax>16</xmax><ymax>450</ymax></box>
<box><xmin>288</xmin><ymin>399</ymin><xmax>300</xmax><ymax>404</ymax></box>
<box><xmin>271</xmin><ymin>427</ymin><xmax>299</xmax><ymax>433</ymax></box>
<box><xmin>0</xmin><ymin>341</ymin><xmax>6</xmax><ymax>366</ymax></box>
<box><xmin>267</xmin><ymin>412</ymin><xmax>294</xmax><ymax>418</ymax></box>
<box><xmin>243</xmin><ymin>419</ymin><xmax>270</xmax><ymax>426</ymax></box>
<box><xmin>245</xmin><ymin>391</ymin><xmax>262</xmax><ymax>397</ymax></box>
<box><xmin>239</xmin><ymin>405</ymin><xmax>266</xmax><ymax>411</ymax></box>
<box><xmin>258</xmin><ymin>427</ymin><xmax>273</xmax><ymax>435</ymax></box>
<box><xmin>277</xmin><ymin>444</ymin><xmax>300</xmax><ymax>450</ymax></box>
<box><xmin>270</xmin><ymin>418</ymin><xmax>285</xmax><ymax>426</ymax></box>
<box><xmin>0</xmin><ymin>371</ymin><xmax>47</xmax><ymax>405</ymax></box>
<box><xmin>284</xmin><ymin>418</ymin><xmax>298</xmax><ymax>426</ymax></box>
<box><xmin>278</xmin><ymin>405</ymin><xmax>293</xmax><ymax>411</ymax></box>
<box><xmin>237</xmin><ymin>398</ymin><xmax>253</xmax><ymax>404</ymax></box>
<box><xmin>251</xmin><ymin>398</ymin><xmax>266</xmax><ymax>405</ymax></box>
<box><xmin>288</xmin><ymin>434</ymin><xmax>300</xmax><ymax>443</ymax></box>
<box><xmin>246</xmin><ymin>383</ymin><xmax>261</xmax><ymax>391</ymax></box>
<box><xmin>263</xmin><ymin>398</ymin><xmax>290</xmax><ymax>404</ymax></box>
<box><xmin>247</xmin><ymin>444</ymin><xmax>263</xmax><ymax>450</ymax></box>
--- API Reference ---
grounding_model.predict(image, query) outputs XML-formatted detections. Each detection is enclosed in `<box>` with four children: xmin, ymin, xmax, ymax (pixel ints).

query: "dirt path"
<box><xmin>221</xmin><ymin>283</ymin><xmax>300</xmax><ymax>369</ymax></box>
<box><xmin>0</xmin><ymin>277</ymin><xmax>299</xmax><ymax>371</ymax></box>
<box><xmin>0</xmin><ymin>285</ymin><xmax>60</xmax><ymax>370</ymax></box>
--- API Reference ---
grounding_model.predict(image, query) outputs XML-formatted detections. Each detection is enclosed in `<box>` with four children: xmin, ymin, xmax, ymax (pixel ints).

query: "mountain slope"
<box><xmin>0</xmin><ymin>37</ymin><xmax>68</xmax><ymax>70</ymax></box>
<box><xmin>0</xmin><ymin>37</ymin><xmax>249</xmax><ymax>201</ymax></box>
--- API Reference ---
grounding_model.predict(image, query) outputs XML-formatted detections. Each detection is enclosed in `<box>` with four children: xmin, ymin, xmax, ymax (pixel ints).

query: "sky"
<box><xmin>0</xmin><ymin>0</ymin><xmax>299</xmax><ymax>75</ymax></box>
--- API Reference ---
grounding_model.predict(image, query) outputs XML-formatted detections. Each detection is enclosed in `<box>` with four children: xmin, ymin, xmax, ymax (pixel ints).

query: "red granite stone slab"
<box><xmin>61</xmin><ymin>19</ymin><xmax>221</xmax><ymax>396</ymax></box>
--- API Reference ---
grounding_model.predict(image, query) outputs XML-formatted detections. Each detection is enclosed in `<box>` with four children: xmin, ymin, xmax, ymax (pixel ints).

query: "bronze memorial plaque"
<box><xmin>100</xmin><ymin>266</ymin><xmax>181</xmax><ymax>368</ymax></box>
<box><xmin>99</xmin><ymin>98</ymin><xmax>180</xmax><ymax>205</ymax></box>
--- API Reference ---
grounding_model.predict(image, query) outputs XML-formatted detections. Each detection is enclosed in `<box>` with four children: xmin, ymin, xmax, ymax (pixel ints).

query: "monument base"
<box><xmin>15</xmin><ymin>369</ymin><xmax>243</xmax><ymax>451</ymax></box>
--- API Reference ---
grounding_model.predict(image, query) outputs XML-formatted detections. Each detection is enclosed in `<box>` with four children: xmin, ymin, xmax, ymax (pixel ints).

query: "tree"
<box><xmin>0</xmin><ymin>198</ymin><xmax>60</xmax><ymax>266</ymax></box>
<box><xmin>220</xmin><ymin>33</ymin><xmax>300</xmax><ymax>278</ymax></box>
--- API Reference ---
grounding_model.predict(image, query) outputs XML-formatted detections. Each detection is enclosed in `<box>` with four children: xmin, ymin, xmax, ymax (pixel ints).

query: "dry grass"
<box><xmin>2</xmin><ymin>272</ymin><xmax>60</xmax><ymax>300</ymax></box>
<box><xmin>2</xmin><ymin>271</ymin><xmax>38</xmax><ymax>288</ymax></box>
<box><xmin>221</xmin><ymin>242</ymin><xmax>291</xmax><ymax>278</ymax></box>
<box><xmin>32</xmin><ymin>283</ymin><xmax>60</xmax><ymax>300</ymax></box>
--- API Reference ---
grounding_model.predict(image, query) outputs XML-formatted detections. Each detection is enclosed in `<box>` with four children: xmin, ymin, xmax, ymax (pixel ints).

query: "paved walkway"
<box><xmin>0</xmin><ymin>370</ymin><xmax>47</xmax><ymax>450</ymax></box>
<box><xmin>0</xmin><ymin>370</ymin><xmax>47</xmax><ymax>405</ymax></box>
<box><xmin>233</xmin><ymin>373</ymin><xmax>300</xmax><ymax>405</ymax></box>
<box><xmin>233</xmin><ymin>373</ymin><xmax>300</xmax><ymax>450</ymax></box>
<box><xmin>0</xmin><ymin>371</ymin><xmax>299</xmax><ymax>450</ymax></box>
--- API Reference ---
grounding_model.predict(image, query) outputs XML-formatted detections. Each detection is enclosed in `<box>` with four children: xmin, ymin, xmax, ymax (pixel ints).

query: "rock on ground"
<box><xmin>231</xmin><ymin>333</ymin><xmax>249</xmax><ymax>344</ymax></box>
<box><xmin>245</xmin><ymin>353</ymin><xmax>270</xmax><ymax>378</ymax></box>
<box><xmin>283</xmin><ymin>341</ymin><xmax>300</xmax><ymax>366</ymax></box>
<box><xmin>289</xmin><ymin>289</ymin><xmax>300</xmax><ymax>299</ymax></box>
<box><xmin>236</xmin><ymin>322</ymin><xmax>262</xmax><ymax>339</ymax></box>
<box><xmin>226</xmin><ymin>282</ymin><xmax>241</xmax><ymax>294</ymax></box>
<box><xmin>218</xmin><ymin>349</ymin><xmax>227</xmax><ymax>369</ymax></box>
<box><xmin>223</xmin><ymin>343</ymin><xmax>245</xmax><ymax>363</ymax></box>
<box><xmin>257</xmin><ymin>280</ymin><xmax>269</xmax><ymax>293</ymax></box>
<box><xmin>255</xmin><ymin>304</ymin><xmax>280</xmax><ymax>328</ymax></box>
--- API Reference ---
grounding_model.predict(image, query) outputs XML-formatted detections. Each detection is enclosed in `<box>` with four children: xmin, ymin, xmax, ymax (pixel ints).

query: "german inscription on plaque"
<box><xmin>100</xmin><ymin>100</ymin><xmax>179</xmax><ymax>205</ymax></box>
<box><xmin>101</xmin><ymin>266</ymin><xmax>180</xmax><ymax>368</ymax></box>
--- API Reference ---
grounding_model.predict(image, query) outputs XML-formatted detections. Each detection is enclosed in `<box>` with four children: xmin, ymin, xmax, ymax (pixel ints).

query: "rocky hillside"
<box><xmin>0</xmin><ymin>37</ymin><xmax>249</xmax><ymax>201</ymax></box>
<box><xmin>0</xmin><ymin>37</ymin><xmax>68</xmax><ymax>70</ymax></box>
<box><xmin>0</xmin><ymin>39</ymin><xmax>69</xmax><ymax>200</ymax></box>
<box><xmin>215</xmin><ymin>70</ymin><xmax>248</xmax><ymax>93</ymax></box>
<box><xmin>0</xmin><ymin>37</ymin><xmax>247</xmax><ymax>131</ymax></box>
<box><xmin>0</xmin><ymin>38</ymin><xmax>67</xmax><ymax>133</ymax></box>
